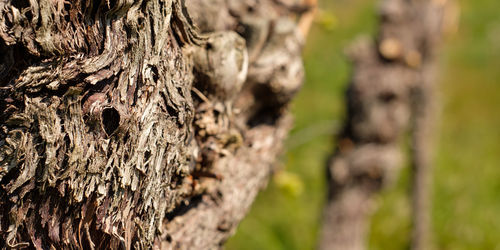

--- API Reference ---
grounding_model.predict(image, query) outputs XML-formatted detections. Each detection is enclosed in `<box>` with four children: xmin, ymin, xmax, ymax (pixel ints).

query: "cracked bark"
<box><xmin>0</xmin><ymin>0</ymin><xmax>310</xmax><ymax>248</ymax></box>
<box><xmin>319</xmin><ymin>0</ymin><xmax>452</xmax><ymax>249</ymax></box>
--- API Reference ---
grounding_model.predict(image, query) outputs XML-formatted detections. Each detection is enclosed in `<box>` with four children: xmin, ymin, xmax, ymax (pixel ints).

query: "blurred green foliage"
<box><xmin>226</xmin><ymin>0</ymin><xmax>500</xmax><ymax>249</ymax></box>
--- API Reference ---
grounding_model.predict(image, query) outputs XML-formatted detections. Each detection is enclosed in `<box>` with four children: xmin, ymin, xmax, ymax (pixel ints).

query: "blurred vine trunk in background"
<box><xmin>319</xmin><ymin>0</ymin><xmax>456</xmax><ymax>249</ymax></box>
<box><xmin>0</xmin><ymin>0</ymin><xmax>314</xmax><ymax>248</ymax></box>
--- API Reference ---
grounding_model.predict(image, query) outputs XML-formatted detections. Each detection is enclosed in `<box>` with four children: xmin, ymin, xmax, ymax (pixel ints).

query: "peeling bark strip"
<box><xmin>319</xmin><ymin>0</ymin><xmax>451</xmax><ymax>249</ymax></box>
<box><xmin>0</xmin><ymin>0</ymin><xmax>309</xmax><ymax>249</ymax></box>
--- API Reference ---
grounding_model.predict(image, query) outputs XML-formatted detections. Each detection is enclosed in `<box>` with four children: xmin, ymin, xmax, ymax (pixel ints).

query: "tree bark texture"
<box><xmin>319</xmin><ymin>0</ymin><xmax>451</xmax><ymax>249</ymax></box>
<box><xmin>0</xmin><ymin>0</ymin><xmax>310</xmax><ymax>248</ymax></box>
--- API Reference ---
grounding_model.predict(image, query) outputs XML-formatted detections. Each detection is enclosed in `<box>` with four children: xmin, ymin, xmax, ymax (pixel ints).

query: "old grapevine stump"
<box><xmin>0</xmin><ymin>0</ymin><xmax>310</xmax><ymax>248</ymax></box>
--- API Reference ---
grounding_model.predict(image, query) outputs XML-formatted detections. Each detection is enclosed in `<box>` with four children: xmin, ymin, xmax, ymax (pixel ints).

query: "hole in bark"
<box><xmin>165</xmin><ymin>235</ymin><xmax>172</xmax><ymax>243</ymax></box>
<box><xmin>137</xmin><ymin>17</ymin><xmax>145</xmax><ymax>28</ymax></box>
<box><xmin>25</xmin><ymin>10</ymin><xmax>33</xmax><ymax>21</ymax></box>
<box><xmin>166</xmin><ymin>105</ymin><xmax>178</xmax><ymax>117</ymax></box>
<box><xmin>213</xmin><ymin>108</ymin><xmax>220</xmax><ymax>117</ymax></box>
<box><xmin>378</xmin><ymin>91</ymin><xmax>397</xmax><ymax>103</ymax></box>
<box><xmin>64</xmin><ymin>134</ymin><xmax>71</xmax><ymax>148</ymax></box>
<box><xmin>64</xmin><ymin>2</ymin><xmax>71</xmax><ymax>11</ymax></box>
<box><xmin>144</xmin><ymin>150</ymin><xmax>151</xmax><ymax>162</ymax></box>
<box><xmin>246</xmin><ymin>84</ymin><xmax>281</xmax><ymax>127</ymax></box>
<box><xmin>151</xmin><ymin>65</ymin><xmax>159</xmax><ymax>82</ymax></box>
<box><xmin>63</xmin><ymin>2</ymin><xmax>72</xmax><ymax>22</ymax></box>
<box><xmin>101</xmin><ymin>107</ymin><xmax>120</xmax><ymax>136</ymax></box>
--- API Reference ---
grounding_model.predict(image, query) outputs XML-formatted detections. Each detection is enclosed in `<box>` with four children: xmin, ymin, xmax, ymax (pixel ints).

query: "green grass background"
<box><xmin>226</xmin><ymin>0</ymin><xmax>500</xmax><ymax>249</ymax></box>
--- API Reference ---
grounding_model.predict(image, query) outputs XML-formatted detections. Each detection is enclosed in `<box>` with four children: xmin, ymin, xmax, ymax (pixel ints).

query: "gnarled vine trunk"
<box><xmin>319</xmin><ymin>0</ymin><xmax>454</xmax><ymax>249</ymax></box>
<box><xmin>0</xmin><ymin>0</ymin><xmax>311</xmax><ymax>248</ymax></box>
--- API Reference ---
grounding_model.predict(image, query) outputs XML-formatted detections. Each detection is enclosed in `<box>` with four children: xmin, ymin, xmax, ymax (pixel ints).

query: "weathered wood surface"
<box><xmin>319</xmin><ymin>0</ymin><xmax>453</xmax><ymax>249</ymax></box>
<box><xmin>0</xmin><ymin>0</ymin><xmax>310</xmax><ymax>248</ymax></box>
